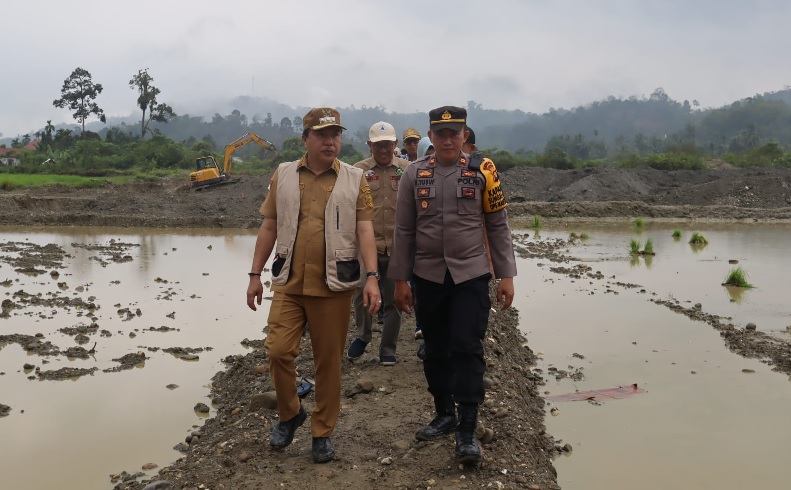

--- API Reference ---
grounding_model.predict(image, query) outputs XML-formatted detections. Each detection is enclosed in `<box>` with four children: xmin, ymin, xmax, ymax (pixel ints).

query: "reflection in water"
<box><xmin>628</xmin><ymin>254</ymin><xmax>654</xmax><ymax>269</ymax></box>
<box><xmin>689</xmin><ymin>243</ymin><xmax>707</xmax><ymax>253</ymax></box>
<box><xmin>724</xmin><ymin>285</ymin><xmax>748</xmax><ymax>304</ymax></box>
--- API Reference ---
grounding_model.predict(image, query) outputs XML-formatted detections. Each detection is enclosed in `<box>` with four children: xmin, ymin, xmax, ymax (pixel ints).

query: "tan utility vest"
<box><xmin>272</xmin><ymin>159</ymin><xmax>363</xmax><ymax>292</ymax></box>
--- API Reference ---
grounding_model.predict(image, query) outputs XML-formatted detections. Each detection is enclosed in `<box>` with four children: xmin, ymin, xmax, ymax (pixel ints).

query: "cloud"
<box><xmin>2</xmin><ymin>0</ymin><xmax>790</xmax><ymax>137</ymax></box>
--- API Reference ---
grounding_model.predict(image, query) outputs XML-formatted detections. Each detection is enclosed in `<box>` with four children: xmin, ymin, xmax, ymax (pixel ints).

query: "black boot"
<box><xmin>455</xmin><ymin>403</ymin><xmax>481</xmax><ymax>464</ymax></box>
<box><xmin>415</xmin><ymin>397</ymin><xmax>457</xmax><ymax>441</ymax></box>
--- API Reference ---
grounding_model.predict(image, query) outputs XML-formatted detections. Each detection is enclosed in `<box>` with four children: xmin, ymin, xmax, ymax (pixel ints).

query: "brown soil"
<box><xmin>3</xmin><ymin>166</ymin><xmax>791</xmax><ymax>490</ymax></box>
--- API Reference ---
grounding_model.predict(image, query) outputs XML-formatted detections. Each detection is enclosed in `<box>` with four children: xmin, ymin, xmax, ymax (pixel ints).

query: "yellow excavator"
<box><xmin>189</xmin><ymin>132</ymin><xmax>277</xmax><ymax>190</ymax></box>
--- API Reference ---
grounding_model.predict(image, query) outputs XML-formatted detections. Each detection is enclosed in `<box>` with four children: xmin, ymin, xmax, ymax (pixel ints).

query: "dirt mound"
<box><xmin>119</xmin><ymin>294</ymin><xmax>560</xmax><ymax>490</ymax></box>
<box><xmin>2</xmin><ymin>166</ymin><xmax>791</xmax><ymax>228</ymax></box>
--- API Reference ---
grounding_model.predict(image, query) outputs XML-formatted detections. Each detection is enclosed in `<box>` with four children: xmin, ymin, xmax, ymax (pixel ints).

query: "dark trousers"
<box><xmin>413</xmin><ymin>271</ymin><xmax>491</xmax><ymax>405</ymax></box>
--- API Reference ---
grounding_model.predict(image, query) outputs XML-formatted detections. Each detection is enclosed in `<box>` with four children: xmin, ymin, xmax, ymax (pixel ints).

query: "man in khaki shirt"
<box><xmin>246</xmin><ymin>107</ymin><xmax>381</xmax><ymax>464</ymax></box>
<box><xmin>347</xmin><ymin>122</ymin><xmax>410</xmax><ymax>365</ymax></box>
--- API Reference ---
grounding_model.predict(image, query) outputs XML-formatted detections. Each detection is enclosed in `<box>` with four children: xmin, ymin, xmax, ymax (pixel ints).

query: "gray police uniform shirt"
<box><xmin>388</xmin><ymin>152</ymin><xmax>517</xmax><ymax>284</ymax></box>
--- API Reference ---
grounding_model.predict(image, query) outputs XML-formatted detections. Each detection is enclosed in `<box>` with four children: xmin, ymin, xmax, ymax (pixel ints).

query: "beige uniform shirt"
<box><xmin>261</xmin><ymin>157</ymin><xmax>374</xmax><ymax>297</ymax></box>
<box><xmin>354</xmin><ymin>156</ymin><xmax>410</xmax><ymax>255</ymax></box>
<box><xmin>388</xmin><ymin>152</ymin><xmax>517</xmax><ymax>284</ymax></box>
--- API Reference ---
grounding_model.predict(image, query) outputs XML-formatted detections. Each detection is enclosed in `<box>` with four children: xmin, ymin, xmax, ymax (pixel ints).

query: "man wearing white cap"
<box><xmin>347</xmin><ymin>121</ymin><xmax>410</xmax><ymax>365</ymax></box>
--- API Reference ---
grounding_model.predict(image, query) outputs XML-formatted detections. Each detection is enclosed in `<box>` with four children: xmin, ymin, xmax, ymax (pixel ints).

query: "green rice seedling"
<box><xmin>530</xmin><ymin>214</ymin><xmax>542</xmax><ymax>229</ymax></box>
<box><xmin>629</xmin><ymin>239</ymin><xmax>641</xmax><ymax>255</ymax></box>
<box><xmin>723</xmin><ymin>267</ymin><xmax>754</xmax><ymax>288</ymax></box>
<box><xmin>672</xmin><ymin>229</ymin><xmax>682</xmax><ymax>239</ymax></box>
<box><xmin>642</xmin><ymin>239</ymin><xmax>655</xmax><ymax>255</ymax></box>
<box><xmin>580</xmin><ymin>232</ymin><xmax>590</xmax><ymax>240</ymax></box>
<box><xmin>569</xmin><ymin>232</ymin><xmax>579</xmax><ymax>240</ymax></box>
<box><xmin>633</xmin><ymin>217</ymin><xmax>644</xmax><ymax>228</ymax></box>
<box><xmin>689</xmin><ymin>232</ymin><xmax>708</xmax><ymax>245</ymax></box>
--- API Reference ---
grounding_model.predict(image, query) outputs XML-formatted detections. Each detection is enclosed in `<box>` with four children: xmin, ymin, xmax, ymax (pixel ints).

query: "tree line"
<box><xmin>3</xmin><ymin>67</ymin><xmax>791</xmax><ymax>174</ymax></box>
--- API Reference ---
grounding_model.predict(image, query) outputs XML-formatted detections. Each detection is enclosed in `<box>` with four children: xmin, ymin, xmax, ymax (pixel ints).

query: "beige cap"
<box><xmin>368</xmin><ymin>121</ymin><xmax>397</xmax><ymax>143</ymax></box>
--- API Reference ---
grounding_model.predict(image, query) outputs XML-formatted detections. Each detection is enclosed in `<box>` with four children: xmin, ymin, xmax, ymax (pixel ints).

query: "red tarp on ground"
<box><xmin>547</xmin><ymin>383</ymin><xmax>645</xmax><ymax>402</ymax></box>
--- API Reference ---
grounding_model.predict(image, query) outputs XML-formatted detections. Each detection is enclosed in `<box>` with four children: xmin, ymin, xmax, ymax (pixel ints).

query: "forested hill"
<box><xmin>16</xmin><ymin>87</ymin><xmax>791</xmax><ymax>156</ymax></box>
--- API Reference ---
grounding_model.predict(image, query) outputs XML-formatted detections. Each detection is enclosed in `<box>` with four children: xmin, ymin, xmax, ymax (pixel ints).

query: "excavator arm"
<box><xmin>223</xmin><ymin>133</ymin><xmax>278</xmax><ymax>176</ymax></box>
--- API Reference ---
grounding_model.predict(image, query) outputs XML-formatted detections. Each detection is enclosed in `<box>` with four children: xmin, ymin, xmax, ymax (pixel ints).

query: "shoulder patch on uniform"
<box><xmin>480</xmin><ymin>158</ymin><xmax>507</xmax><ymax>213</ymax></box>
<box><xmin>362</xmin><ymin>186</ymin><xmax>374</xmax><ymax>209</ymax></box>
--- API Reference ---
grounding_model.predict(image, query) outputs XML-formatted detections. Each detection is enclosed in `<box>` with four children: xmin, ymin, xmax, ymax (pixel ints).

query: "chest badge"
<box><xmin>421</xmin><ymin>200</ymin><xmax>429</xmax><ymax>210</ymax></box>
<box><xmin>417</xmin><ymin>168</ymin><xmax>434</xmax><ymax>178</ymax></box>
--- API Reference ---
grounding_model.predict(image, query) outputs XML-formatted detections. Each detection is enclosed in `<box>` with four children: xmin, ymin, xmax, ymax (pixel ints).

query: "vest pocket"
<box><xmin>335</xmin><ymin>248</ymin><xmax>360</xmax><ymax>283</ymax></box>
<box><xmin>272</xmin><ymin>245</ymin><xmax>290</xmax><ymax>277</ymax></box>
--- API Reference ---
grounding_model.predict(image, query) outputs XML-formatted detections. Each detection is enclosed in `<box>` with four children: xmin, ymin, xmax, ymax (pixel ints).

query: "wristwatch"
<box><xmin>366</xmin><ymin>271</ymin><xmax>380</xmax><ymax>280</ymax></box>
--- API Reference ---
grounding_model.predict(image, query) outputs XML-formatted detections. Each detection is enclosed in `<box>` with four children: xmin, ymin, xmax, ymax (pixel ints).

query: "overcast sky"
<box><xmin>2</xmin><ymin>0</ymin><xmax>790</xmax><ymax>137</ymax></box>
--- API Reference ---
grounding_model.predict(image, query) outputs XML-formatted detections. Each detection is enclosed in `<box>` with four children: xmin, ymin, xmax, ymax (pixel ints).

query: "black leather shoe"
<box><xmin>415</xmin><ymin>413</ymin><xmax>457</xmax><ymax>441</ymax></box>
<box><xmin>312</xmin><ymin>437</ymin><xmax>335</xmax><ymax>463</ymax></box>
<box><xmin>270</xmin><ymin>407</ymin><xmax>307</xmax><ymax>449</ymax></box>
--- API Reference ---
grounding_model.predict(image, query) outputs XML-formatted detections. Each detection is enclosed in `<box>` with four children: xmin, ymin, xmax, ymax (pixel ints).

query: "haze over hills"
<box><xmin>5</xmin><ymin>86</ymin><xmax>791</xmax><ymax>156</ymax></box>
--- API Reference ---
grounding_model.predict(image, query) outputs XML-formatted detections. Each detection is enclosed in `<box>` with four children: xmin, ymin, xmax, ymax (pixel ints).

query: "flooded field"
<box><xmin>517</xmin><ymin>223</ymin><xmax>791</xmax><ymax>489</ymax></box>
<box><xmin>1</xmin><ymin>223</ymin><xmax>790</xmax><ymax>489</ymax></box>
<box><xmin>0</xmin><ymin>228</ymin><xmax>261</xmax><ymax>489</ymax></box>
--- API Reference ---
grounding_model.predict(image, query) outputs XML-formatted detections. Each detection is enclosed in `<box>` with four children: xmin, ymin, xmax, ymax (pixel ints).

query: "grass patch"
<box><xmin>642</xmin><ymin>239</ymin><xmax>655</xmax><ymax>255</ymax></box>
<box><xmin>723</xmin><ymin>267</ymin><xmax>754</xmax><ymax>288</ymax></box>
<box><xmin>633</xmin><ymin>217</ymin><xmax>644</xmax><ymax>228</ymax></box>
<box><xmin>580</xmin><ymin>232</ymin><xmax>589</xmax><ymax>240</ymax></box>
<box><xmin>672</xmin><ymin>228</ymin><xmax>682</xmax><ymax>239</ymax></box>
<box><xmin>629</xmin><ymin>239</ymin><xmax>641</xmax><ymax>255</ymax></box>
<box><xmin>529</xmin><ymin>214</ymin><xmax>542</xmax><ymax>229</ymax></box>
<box><xmin>0</xmin><ymin>174</ymin><xmax>131</xmax><ymax>189</ymax></box>
<box><xmin>689</xmin><ymin>232</ymin><xmax>708</xmax><ymax>245</ymax></box>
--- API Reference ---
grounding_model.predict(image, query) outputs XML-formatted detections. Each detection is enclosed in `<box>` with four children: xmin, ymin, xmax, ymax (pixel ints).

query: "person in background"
<box><xmin>462</xmin><ymin>126</ymin><xmax>477</xmax><ymax>154</ymax></box>
<box><xmin>417</xmin><ymin>136</ymin><xmax>434</xmax><ymax>159</ymax></box>
<box><xmin>389</xmin><ymin>106</ymin><xmax>517</xmax><ymax>465</ymax></box>
<box><xmin>246</xmin><ymin>107</ymin><xmax>381</xmax><ymax>464</ymax></box>
<box><xmin>348</xmin><ymin>121</ymin><xmax>409</xmax><ymax>365</ymax></box>
<box><xmin>401</xmin><ymin>127</ymin><xmax>422</xmax><ymax>161</ymax></box>
<box><xmin>462</xmin><ymin>126</ymin><xmax>494</xmax><ymax>275</ymax></box>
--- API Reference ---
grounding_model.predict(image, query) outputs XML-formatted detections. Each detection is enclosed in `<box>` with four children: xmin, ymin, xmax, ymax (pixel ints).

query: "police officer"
<box><xmin>389</xmin><ymin>106</ymin><xmax>516</xmax><ymax>465</ymax></box>
<box><xmin>246</xmin><ymin>107</ymin><xmax>381</xmax><ymax>464</ymax></box>
<box><xmin>348</xmin><ymin>121</ymin><xmax>409</xmax><ymax>365</ymax></box>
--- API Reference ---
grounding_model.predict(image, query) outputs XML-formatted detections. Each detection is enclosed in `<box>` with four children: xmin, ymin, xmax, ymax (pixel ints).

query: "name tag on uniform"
<box><xmin>390</xmin><ymin>175</ymin><xmax>401</xmax><ymax>181</ymax></box>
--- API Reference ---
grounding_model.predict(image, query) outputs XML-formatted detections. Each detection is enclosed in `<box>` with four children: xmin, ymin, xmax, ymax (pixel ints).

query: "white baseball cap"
<box><xmin>368</xmin><ymin>121</ymin><xmax>397</xmax><ymax>143</ymax></box>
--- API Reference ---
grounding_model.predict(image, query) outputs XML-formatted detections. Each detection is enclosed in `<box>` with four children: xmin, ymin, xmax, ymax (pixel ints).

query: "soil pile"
<box><xmin>2</xmin><ymin>165</ymin><xmax>791</xmax><ymax>228</ymax></box>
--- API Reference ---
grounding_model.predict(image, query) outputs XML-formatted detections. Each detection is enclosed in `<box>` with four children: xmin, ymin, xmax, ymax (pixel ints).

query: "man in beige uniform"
<box><xmin>347</xmin><ymin>121</ymin><xmax>410</xmax><ymax>365</ymax></box>
<box><xmin>246</xmin><ymin>107</ymin><xmax>381</xmax><ymax>464</ymax></box>
<box><xmin>389</xmin><ymin>106</ymin><xmax>516</xmax><ymax>465</ymax></box>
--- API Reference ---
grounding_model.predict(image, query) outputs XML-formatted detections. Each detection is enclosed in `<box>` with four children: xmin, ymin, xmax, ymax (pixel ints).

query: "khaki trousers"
<box><xmin>265</xmin><ymin>291</ymin><xmax>353</xmax><ymax>437</ymax></box>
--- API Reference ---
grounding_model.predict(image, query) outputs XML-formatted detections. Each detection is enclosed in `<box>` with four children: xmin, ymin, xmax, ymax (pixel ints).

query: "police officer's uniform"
<box><xmin>388</xmin><ymin>106</ymin><xmax>517</xmax><ymax>461</ymax></box>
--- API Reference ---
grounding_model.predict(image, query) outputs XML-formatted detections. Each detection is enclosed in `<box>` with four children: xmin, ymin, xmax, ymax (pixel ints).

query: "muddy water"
<box><xmin>516</xmin><ymin>223</ymin><xmax>791</xmax><ymax>489</ymax></box>
<box><xmin>2</xmin><ymin>224</ymin><xmax>790</xmax><ymax>489</ymax></box>
<box><xmin>0</xmin><ymin>228</ymin><xmax>262</xmax><ymax>490</ymax></box>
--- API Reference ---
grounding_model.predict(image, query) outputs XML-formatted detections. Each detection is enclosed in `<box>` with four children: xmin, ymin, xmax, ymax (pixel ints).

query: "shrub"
<box><xmin>629</xmin><ymin>239</ymin><xmax>641</xmax><ymax>255</ymax></box>
<box><xmin>689</xmin><ymin>232</ymin><xmax>708</xmax><ymax>245</ymax></box>
<box><xmin>672</xmin><ymin>229</ymin><xmax>682</xmax><ymax>239</ymax></box>
<box><xmin>643</xmin><ymin>239</ymin><xmax>655</xmax><ymax>255</ymax></box>
<box><xmin>723</xmin><ymin>267</ymin><xmax>754</xmax><ymax>288</ymax></box>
